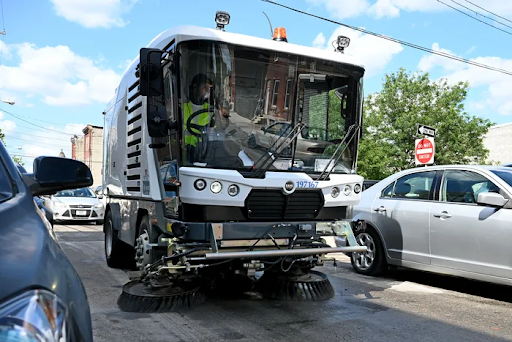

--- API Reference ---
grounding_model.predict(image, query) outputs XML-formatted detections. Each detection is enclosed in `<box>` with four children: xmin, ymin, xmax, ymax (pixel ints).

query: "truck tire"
<box><xmin>134</xmin><ymin>215</ymin><xmax>153</xmax><ymax>270</ymax></box>
<box><xmin>350</xmin><ymin>227</ymin><xmax>387</xmax><ymax>276</ymax></box>
<box><xmin>105</xmin><ymin>210</ymin><xmax>133</xmax><ymax>269</ymax></box>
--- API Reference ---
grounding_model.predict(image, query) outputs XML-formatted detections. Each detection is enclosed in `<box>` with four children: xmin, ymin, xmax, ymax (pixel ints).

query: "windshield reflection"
<box><xmin>173</xmin><ymin>40</ymin><xmax>361</xmax><ymax>176</ymax></box>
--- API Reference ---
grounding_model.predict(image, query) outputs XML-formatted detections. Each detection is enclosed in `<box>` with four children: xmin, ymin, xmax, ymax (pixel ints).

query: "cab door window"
<box><xmin>391</xmin><ymin>171</ymin><xmax>436</xmax><ymax>200</ymax></box>
<box><xmin>441</xmin><ymin>170</ymin><xmax>501</xmax><ymax>204</ymax></box>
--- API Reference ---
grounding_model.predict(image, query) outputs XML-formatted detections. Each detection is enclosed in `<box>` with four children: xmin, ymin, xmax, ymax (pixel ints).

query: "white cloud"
<box><xmin>0</xmin><ymin>112</ymin><xmax>16</xmax><ymax>132</ymax></box>
<box><xmin>313</xmin><ymin>26</ymin><xmax>403</xmax><ymax>77</ymax></box>
<box><xmin>307</xmin><ymin>0</ymin><xmax>512</xmax><ymax>19</ymax></box>
<box><xmin>417</xmin><ymin>43</ymin><xmax>464</xmax><ymax>73</ymax></box>
<box><xmin>118</xmin><ymin>58</ymin><xmax>133</xmax><ymax>70</ymax></box>
<box><xmin>50</xmin><ymin>0</ymin><xmax>138</xmax><ymax>28</ymax></box>
<box><xmin>417</xmin><ymin>44</ymin><xmax>512</xmax><ymax>116</ymax></box>
<box><xmin>0</xmin><ymin>42</ymin><xmax>121</xmax><ymax>107</ymax></box>
<box><xmin>306</xmin><ymin>0</ymin><xmax>370</xmax><ymax>19</ymax></box>
<box><xmin>312</xmin><ymin>33</ymin><xmax>326</xmax><ymax>49</ymax></box>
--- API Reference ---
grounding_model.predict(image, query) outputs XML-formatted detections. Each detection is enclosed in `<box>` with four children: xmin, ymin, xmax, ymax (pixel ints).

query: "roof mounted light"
<box><xmin>335</xmin><ymin>35</ymin><xmax>350</xmax><ymax>53</ymax></box>
<box><xmin>273</xmin><ymin>27</ymin><xmax>288</xmax><ymax>42</ymax></box>
<box><xmin>215</xmin><ymin>11</ymin><xmax>230</xmax><ymax>31</ymax></box>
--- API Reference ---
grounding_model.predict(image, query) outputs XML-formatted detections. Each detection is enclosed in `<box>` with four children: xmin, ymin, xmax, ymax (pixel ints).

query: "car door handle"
<box><xmin>374</xmin><ymin>206</ymin><xmax>386</xmax><ymax>213</ymax></box>
<box><xmin>433</xmin><ymin>212</ymin><xmax>452</xmax><ymax>219</ymax></box>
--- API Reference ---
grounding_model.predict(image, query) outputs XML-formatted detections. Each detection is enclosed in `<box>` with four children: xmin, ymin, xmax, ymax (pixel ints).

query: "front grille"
<box><xmin>71</xmin><ymin>209</ymin><xmax>91</xmax><ymax>218</ymax></box>
<box><xmin>245</xmin><ymin>189</ymin><xmax>324</xmax><ymax>220</ymax></box>
<box><xmin>70</xmin><ymin>205</ymin><xmax>93</xmax><ymax>209</ymax></box>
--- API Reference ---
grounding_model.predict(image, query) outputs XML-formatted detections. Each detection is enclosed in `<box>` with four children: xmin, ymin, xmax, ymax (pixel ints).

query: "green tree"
<box><xmin>357</xmin><ymin>68</ymin><xmax>493</xmax><ymax>180</ymax></box>
<box><xmin>0</xmin><ymin>128</ymin><xmax>24</xmax><ymax>165</ymax></box>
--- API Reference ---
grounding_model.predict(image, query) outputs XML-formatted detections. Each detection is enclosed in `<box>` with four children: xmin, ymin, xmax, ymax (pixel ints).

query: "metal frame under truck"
<box><xmin>102</xmin><ymin>11</ymin><xmax>368</xmax><ymax>312</ymax></box>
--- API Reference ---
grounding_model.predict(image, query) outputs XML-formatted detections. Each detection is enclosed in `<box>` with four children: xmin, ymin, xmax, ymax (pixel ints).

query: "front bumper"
<box><xmin>53</xmin><ymin>206</ymin><xmax>105</xmax><ymax>221</ymax></box>
<box><xmin>161</xmin><ymin>219</ymin><xmax>367</xmax><ymax>260</ymax></box>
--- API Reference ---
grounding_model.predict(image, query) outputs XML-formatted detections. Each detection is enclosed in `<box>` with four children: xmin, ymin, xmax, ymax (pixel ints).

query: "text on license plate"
<box><xmin>76</xmin><ymin>210</ymin><xmax>87</xmax><ymax>216</ymax></box>
<box><xmin>296</xmin><ymin>181</ymin><xmax>319</xmax><ymax>188</ymax></box>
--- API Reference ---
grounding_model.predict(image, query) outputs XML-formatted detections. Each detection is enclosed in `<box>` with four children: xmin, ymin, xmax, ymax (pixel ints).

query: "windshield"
<box><xmin>491</xmin><ymin>170</ymin><xmax>512</xmax><ymax>188</ymax></box>
<box><xmin>177</xmin><ymin>40</ymin><xmax>363</xmax><ymax>176</ymax></box>
<box><xmin>55</xmin><ymin>187</ymin><xmax>96</xmax><ymax>198</ymax></box>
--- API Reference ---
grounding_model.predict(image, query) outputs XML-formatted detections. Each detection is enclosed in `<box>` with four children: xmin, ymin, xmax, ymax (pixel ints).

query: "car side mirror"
<box><xmin>22</xmin><ymin>156</ymin><xmax>93</xmax><ymax>196</ymax></box>
<box><xmin>477</xmin><ymin>192</ymin><xmax>507</xmax><ymax>208</ymax></box>
<box><xmin>98</xmin><ymin>194</ymin><xmax>104</xmax><ymax>199</ymax></box>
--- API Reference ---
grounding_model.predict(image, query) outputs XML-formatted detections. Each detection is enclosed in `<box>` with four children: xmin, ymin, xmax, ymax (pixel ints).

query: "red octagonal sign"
<box><xmin>415</xmin><ymin>138</ymin><xmax>434</xmax><ymax>165</ymax></box>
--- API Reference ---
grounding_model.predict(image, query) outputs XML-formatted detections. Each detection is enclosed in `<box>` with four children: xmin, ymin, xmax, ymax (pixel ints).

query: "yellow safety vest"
<box><xmin>183</xmin><ymin>102</ymin><xmax>210</xmax><ymax>147</ymax></box>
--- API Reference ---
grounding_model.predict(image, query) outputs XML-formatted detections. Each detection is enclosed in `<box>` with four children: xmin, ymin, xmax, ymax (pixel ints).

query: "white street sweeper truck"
<box><xmin>102</xmin><ymin>11</ymin><xmax>368</xmax><ymax>312</ymax></box>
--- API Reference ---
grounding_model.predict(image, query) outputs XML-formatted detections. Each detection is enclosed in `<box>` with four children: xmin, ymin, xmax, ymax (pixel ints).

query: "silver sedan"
<box><xmin>350</xmin><ymin>165</ymin><xmax>512</xmax><ymax>286</ymax></box>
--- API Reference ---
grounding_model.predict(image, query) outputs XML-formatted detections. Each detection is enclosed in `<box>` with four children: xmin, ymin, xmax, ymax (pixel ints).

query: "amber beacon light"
<box><xmin>273</xmin><ymin>27</ymin><xmax>288</xmax><ymax>42</ymax></box>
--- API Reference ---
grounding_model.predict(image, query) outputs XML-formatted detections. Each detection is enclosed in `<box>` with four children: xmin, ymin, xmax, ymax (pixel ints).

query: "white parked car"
<box><xmin>350</xmin><ymin>165</ymin><xmax>512</xmax><ymax>286</ymax></box>
<box><xmin>47</xmin><ymin>187</ymin><xmax>105</xmax><ymax>224</ymax></box>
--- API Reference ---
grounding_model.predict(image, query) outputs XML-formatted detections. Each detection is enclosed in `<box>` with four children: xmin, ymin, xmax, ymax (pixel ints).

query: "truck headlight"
<box><xmin>354</xmin><ymin>183</ymin><xmax>362</xmax><ymax>194</ymax></box>
<box><xmin>210</xmin><ymin>181</ymin><xmax>222</xmax><ymax>194</ymax></box>
<box><xmin>343</xmin><ymin>185</ymin><xmax>352</xmax><ymax>196</ymax></box>
<box><xmin>0</xmin><ymin>289</ymin><xmax>70</xmax><ymax>341</ymax></box>
<box><xmin>331</xmin><ymin>187</ymin><xmax>340</xmax><ymax>198</ymax></box>
<box><xmin>227</xmin><ymin>184</ymin><xmax>239</xmax><ymax>197</ymax></box>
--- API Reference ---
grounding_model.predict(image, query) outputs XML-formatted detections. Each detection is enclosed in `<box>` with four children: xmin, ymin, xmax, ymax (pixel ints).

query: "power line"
<box><xmin>261</xmin><ymin>0</ymin><xmax>512</xmax><ymax>77</ymax></box>
<box><xmin>462</xmin><ymin>0</ymin><xmax>512</xmax><ymax>25</ymax></box>
<box><xmin>0</xmin><ymin>108</ymin><xmax>75</xmax><ymax>136</ymax></box>
<box><xmin>448</xmin><ymin>0</ymin><xmax>512</xmax><ymax>30</ymax></box>
<box><xmin>1</xmin><ymin>125</ymin><xmax>80</xmax><ymax>140</ymax></box>
<box><xmin>4</xmin><ymin>135</ymin><xmax>70</xmax><ymax>149</ymax></box>
<box><xmin>437</xmin><ymin>0</ymin><xmax>512</xmax><ymax>36</ymax></box>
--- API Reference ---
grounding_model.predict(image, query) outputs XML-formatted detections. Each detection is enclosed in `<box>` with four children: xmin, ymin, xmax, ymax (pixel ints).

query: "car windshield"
<box><xmin>176</xmin><ymin>40</ymin><xmax>363</xmax><ymax>176</ymax></box>
<box><xmin>491</xmin><ymin>170</ymin><xmax>512</xmax><ymax>187</ymax></box>
<box><xmin>55</xmin><ymin>187</ymin><xmax>96</xmax><ymax>198</ymax></box>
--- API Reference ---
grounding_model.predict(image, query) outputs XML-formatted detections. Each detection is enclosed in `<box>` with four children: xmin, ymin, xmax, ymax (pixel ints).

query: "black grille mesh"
<box><xmin>245</xmin><ymin>189</ymin><xmax>324</xmax><ymax>220</ymax></box>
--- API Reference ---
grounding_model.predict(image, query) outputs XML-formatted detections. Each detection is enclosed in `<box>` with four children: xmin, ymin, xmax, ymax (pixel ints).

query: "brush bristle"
<box><xmin>256</xmin><ymin>270</ymin><xmax>335</xmax><ymax>301</ymax></box>
<box><xmin>117</xmin><ymin>289</ymin><xmax>206</xmax><ymax>313</ymax></box>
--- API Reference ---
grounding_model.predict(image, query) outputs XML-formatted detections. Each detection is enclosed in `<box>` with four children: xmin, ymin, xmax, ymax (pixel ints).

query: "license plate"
<box><xmin>76</xmin><ymin>210</ymin><xmax>87</xmax><ymax>216</ymax></box>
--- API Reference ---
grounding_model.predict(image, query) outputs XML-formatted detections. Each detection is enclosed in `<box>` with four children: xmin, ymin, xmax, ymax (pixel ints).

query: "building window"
<box><xmin>284</xmin><ymin>79</ymin><xmax>291</xmax><ymax>109</ymax></box>
<box><xmin>272</xmin><ymin>80</ymin><xmax>280</xmax><ymax>107</ymax></box>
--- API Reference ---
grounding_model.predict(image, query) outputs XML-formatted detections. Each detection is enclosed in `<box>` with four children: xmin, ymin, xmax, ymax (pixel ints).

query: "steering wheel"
<box><xmin>186</xmin><ymin>107</ymin><xmax>215</xmax><ymax>137</ymax></box>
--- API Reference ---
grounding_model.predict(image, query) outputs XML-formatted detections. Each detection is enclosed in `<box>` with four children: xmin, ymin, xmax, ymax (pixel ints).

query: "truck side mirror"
<box><xmin>139</xmin><ymin>48</ymin><xmax>163</xmax><ymax>97</ymax></box>
<box><xmin>139</xmin><ymin>48</ymin><xmax>168</xmax><ymax>138</ymax></box>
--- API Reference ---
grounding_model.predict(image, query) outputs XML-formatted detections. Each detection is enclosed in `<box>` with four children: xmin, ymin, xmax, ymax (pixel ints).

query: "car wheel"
<box><xmin>105</xmin><ymin>210</ymin><xmax>132</xmax><ymax>269</ymax></box>
<box><xmin>248</xmin><ymin>134</ymin><xmax>257</xmax><ymax>148</ymax></box>
<box><xmin>350</xmin><ymin>228</ymin><xmax>387</xmax><ymax>276</ymax></box>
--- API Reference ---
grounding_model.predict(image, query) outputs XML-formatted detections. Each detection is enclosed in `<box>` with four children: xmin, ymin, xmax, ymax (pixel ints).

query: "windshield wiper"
<box><xmin>315</xmin><ymin>124</ymin><xmax>361</xmax><ymax>181</ymax></box>
<box><xmin>251</xmin><ymin>123</ymin><xmax>306</xmax><ymax>178</ymax></box>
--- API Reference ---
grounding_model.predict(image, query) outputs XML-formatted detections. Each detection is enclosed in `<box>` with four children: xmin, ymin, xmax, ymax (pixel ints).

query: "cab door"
<box><xmin>371</xmin><ymin>170</ymin><xmax>438</xmax><ymax>265</ymax></box>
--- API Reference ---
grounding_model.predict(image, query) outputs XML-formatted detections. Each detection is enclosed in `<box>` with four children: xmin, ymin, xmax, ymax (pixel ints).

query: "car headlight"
<box><xmin>94</xmin><ymin>203</ymin><xmax>103</xmax><ymax>209</ymax></box>
<box><xmin>0</xmin><ymin>289</ymin><xmax>70</xmax><ymax>341</ymax></box>
<box><xmin>53</xmin><ymin>202</ymin><xmax>67</xmax><ymax>208</ymax></box>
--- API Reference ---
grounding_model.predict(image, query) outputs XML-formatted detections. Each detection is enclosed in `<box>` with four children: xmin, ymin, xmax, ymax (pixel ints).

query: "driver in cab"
<box><xmin>183</xmin><ymin>73</ymin><xmax>214</xmax><ymax>162</ymax></box>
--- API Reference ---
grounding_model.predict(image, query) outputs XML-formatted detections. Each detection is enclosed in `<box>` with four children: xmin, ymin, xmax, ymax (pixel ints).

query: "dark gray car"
<box><xmin>0</xmin><ymin>141</ymin><xmax>94</xmax><ymax>341</ymax></box>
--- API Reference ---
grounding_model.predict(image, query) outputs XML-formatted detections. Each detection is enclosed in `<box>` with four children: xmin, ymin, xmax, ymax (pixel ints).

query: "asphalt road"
<box><xmin>55</xmin><ymin>223</ymin><xmax>512</xmax><ymax>342</ymax></box>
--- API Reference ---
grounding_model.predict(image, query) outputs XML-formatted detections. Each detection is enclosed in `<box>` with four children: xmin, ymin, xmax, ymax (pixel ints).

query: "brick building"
<box><xmin>71</xmin><ymin>124</ymin><xmax>104</xmax><ymax>189</ymax></box>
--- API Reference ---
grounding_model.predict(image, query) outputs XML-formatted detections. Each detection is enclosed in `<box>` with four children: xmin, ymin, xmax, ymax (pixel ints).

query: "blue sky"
<box><xmin>1</xmin><ymin>0</ymin><xmax>511</xmax><ymax>171</ymax></box>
